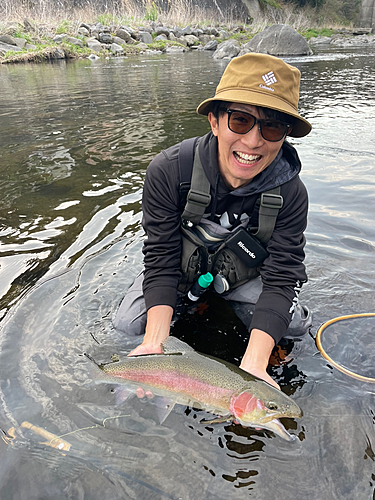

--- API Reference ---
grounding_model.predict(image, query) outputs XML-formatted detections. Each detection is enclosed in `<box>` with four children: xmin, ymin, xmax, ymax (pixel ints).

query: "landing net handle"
<box><xmin>316</xmin><ymin>313</ymin><xmax>375</xmax><ymax>383</ymax></box>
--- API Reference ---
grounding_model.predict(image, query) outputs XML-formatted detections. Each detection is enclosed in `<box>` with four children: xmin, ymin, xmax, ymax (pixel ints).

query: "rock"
<box><xmin>184</xmin><ymin>34</ymin><xmax>199</xmax><ymax>46</ymax></box>
<box><xmin>176</xmin><ymin>36</ymin><xmax>188</xmax><ymax>47</ymax></box>
<box><xmin>112</xmin><ymin>36</ymin><xmax>125</xmax><ymax>46</ymax></box>
<box><xmin>213</xmin><ymin>39</ymin><xmax>240</xmax><ymax>59</ymax></box>
<box><xmin>155</xmin><ymin>34</ymin><xmax>168</xmax><ymax>41</ymax></box>
<box><xmin>14</xmin><ymin>38</ymin><xmax>27</xmax><ymax>49</ymax></box>
<box><xmin>53</xmin><ymin>34</ymin><xmax>67</xmax><ymax>43</ymax></box>
<box><xmin>198</xmin><ymin>34</ymin><xmax>211</xmax><ymax>45</ymax></box>
<box><xmin>87</xmin><ymin>53</ymin><xmax>99</xmax><ymax>60</ymax></box>
<box><xmin>0</xmin><ymin>41</ymin><xmax>22</xmax><ymax>55</ymax></box>
<box><xmin>0</xmin><ymin>34</ymin><xmax>17</xmax><ymax>46</ymax></box>
<box><xmin>116</xmin><ymin>29</ymin><xmax>132</xmax><ymax>43</ymax></box>
<box><xmin>204</xmin><ymin>40</ymin><xmax>218</xmax><ymax>51</ymax></box>
<box><xmin>173</xmin><ymin>27</ymin><xmax>183</xmax><ymax>38</ymax></box>
<box><xmin>111</xmin><ymin>43</ymin><xmax>123</xmax><ymax>54</ymax></box>
<box><xmin>155</xmin><ymin>27</ymin><xmax>170</xmax><ymax>37</ymax></box>
<box><xmin>98</xmin><ymin>33</ymin><xmax>112</xmax><ymax>44</ymax></box>
<box><xmin>138</xmin><ymin>31</ymin><xmax>153</xmax><ymax>44</ymax></box>
<box><xmin>309</xmin><ymin>36</ymin><xmax>331</xmax><ymax>46</ymax></box>
<box><xmin>164</xmin><ymin>45</ymin><xmax>186</xmax><ymax>53</ymax></box>
<box><xmin>181</xmin><ymin>26</ymin><xmax>192</xmax><ymax>36</ymax></box>
<box><xmin>218</xmin><ymin>30</ymin><xmax>229</xmax><ymax>40</ymax></box>
<box><xmin>137</xmin><ymin>42</ymin><xmax>148</xmax><ymax>50</ymax></box>
<box><xmin>353</xmin><ymin>28</ymin><xmax>371</xmax><ymax>35</ymax></box>
<box><xmin>239</xmin><ymin>24</ymin><xmax>312</xmax><ymax>56</ymax></box>
<box><xmin>87</xmin><ymin>38</ymin><xmax>102</xmax><ymax>52</ymax></box>
<box><xmin>78</xmin><ymin>27</ymin><xmax>90</xmax><ymax>37</ymax></box>
<box><xmin>66</xmin><ymin>36</ymin><xmax>84</xmax><ymax>47</ymax></box>
<box><xmin>168</xmin><ymin>32</ymin><xmax>178</xmax><ymax>42</ymax></box>
<box><xmin>79</xmin><ymin>23</ymin><xmax>91</xmax><ymax>32</ymax></box>
<box><xmin>25</xmin><ymin>43</ymin><xmax>37</xmax><ymax>51</ymax></box>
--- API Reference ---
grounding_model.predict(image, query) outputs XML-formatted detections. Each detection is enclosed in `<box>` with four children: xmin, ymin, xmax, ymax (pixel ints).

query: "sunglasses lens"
<box><xmin>228</xmin><ymin>111</ymin><xmax>256</xmax><ymax>134</ymax></box>
<box><xmin>261</xmin><ymin>120</ymin><xmax>288</xmax><ymax>141</ymax></box>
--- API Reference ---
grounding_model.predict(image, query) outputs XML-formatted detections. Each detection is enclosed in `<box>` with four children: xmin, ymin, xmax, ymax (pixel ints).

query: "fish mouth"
<box><xmin>233</xmin><ymin>151</ymin><xmax>261</xmax><ymax>165</ymax></box>
<box><xmin>257</xmin><ymin>418</ymin><xmax>297</xmax><ymax>442</ymax></box>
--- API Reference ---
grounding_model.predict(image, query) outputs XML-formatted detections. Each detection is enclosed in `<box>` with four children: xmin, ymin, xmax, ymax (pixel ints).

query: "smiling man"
<box><xmin>113</xmin><ymin>53</ymin><xmax>312</xmax><ymax>389</ymax></box>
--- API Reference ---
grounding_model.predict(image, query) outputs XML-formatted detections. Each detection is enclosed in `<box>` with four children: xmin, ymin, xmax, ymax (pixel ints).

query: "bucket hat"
<box><xmin>197</xmin><ymin>53</ymin><xmax>312</xmax><ymax>138</ymax></box>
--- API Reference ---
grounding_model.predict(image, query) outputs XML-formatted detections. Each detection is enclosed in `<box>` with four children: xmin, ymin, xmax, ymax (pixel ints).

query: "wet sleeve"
<box><xmin>141</xmin><ymin>150</ymin><xmax>182</xmax><ymax>311</ymax></box>
<box><xmin>250</xmin><ymin>177</ymin><xmax>308</xmax><ymax>344</ymax></box>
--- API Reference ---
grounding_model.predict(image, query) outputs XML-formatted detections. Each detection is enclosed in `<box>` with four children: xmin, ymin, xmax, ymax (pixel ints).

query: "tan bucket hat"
<box><xmin>197</xmin><ymin>53</ymin><xmax>312</xmax><ymax>138</ymax></box>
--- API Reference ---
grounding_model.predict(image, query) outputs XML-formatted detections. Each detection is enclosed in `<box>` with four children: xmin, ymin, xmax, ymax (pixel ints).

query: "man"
<box><xmin>113</xmin><ymin>53</ymin><xmax>312</xmax><ymax>389</ymax></box>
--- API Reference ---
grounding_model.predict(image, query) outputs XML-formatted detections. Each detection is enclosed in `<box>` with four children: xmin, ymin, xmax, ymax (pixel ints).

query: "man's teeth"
<box><xmin>234</xmin><ymin>152</ymin><xmax>261</xmax><ymax>164</ymax></box>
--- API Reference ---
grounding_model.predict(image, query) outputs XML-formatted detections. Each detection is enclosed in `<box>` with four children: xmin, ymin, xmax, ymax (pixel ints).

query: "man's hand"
<box><xmin>127</xmin><ymin>304</ymin><xmax>173</xmax><ymax>398</ymax></box>
<box><xmin>240</xmin><ymin>328</ymin><xmax>280</xmax><ymax>390</ymax></box>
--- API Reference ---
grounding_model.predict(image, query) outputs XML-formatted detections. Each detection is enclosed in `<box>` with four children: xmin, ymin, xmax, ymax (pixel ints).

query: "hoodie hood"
<box><xmin>198</xmin><ymin>132</ymin><xmax>302</xmax><ymax>198</ymax></box>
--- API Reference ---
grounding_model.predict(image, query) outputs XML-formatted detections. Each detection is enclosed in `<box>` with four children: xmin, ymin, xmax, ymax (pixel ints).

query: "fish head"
<box><xmin>229</xmin><ymin>387</ymin><xmax>302</xmax><ymax>441</ymax></box>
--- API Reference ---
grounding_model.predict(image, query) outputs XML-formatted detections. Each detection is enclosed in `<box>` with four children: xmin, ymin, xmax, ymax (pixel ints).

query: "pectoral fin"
<box><xmin>200</xmin><ymin>415</ymin><xmax>233</xmax><ymax>425</ymax></box>
<box><xmin>153</xmin><ymin>397</ymin><xmax>176</xmax><ymax>424</ymax></box>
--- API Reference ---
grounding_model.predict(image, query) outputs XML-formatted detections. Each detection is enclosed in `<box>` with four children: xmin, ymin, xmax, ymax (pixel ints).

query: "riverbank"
<box><xmin>0</xmin><ymin>18</ymin><xmax>373</xmax><ymax>65</ymax></box>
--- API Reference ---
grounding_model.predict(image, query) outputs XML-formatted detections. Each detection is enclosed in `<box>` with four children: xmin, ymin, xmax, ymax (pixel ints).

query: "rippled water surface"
<box><xmin>0</xmin><ymin>48</ymin><xmax>375</xmax><ymax>499</ymax></box>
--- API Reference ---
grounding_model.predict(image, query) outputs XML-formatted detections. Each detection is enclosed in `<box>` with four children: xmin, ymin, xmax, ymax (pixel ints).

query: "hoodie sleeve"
<box><xmin>141</xmin><ymin>146</ymin><xmax>182</xmax><ymax>311</ymax></box>
<box><xmin>250</xmin><ymin>175</ymin><xmax>308</xmax><ymax>344</ymax></box>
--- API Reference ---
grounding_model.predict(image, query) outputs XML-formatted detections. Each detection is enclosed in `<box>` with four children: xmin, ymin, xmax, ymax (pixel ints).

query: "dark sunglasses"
<box><xmin>221</xmin><ymin>108</ymin><xmax>292</xmax><ymax>142</ymax></box>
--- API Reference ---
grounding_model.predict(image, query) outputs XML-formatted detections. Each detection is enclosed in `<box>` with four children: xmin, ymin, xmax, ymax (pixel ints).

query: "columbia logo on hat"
<box><xmin>262</xmin><ymin>71</ymin><xmax>277</xmax><ymax>86</ymax></box>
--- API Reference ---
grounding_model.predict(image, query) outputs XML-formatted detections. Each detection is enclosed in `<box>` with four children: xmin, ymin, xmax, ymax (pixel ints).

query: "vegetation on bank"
<box><xmin>0</xmin><ymin>0</ymin><xmax>363</xmax><ymax>63</ymax></box>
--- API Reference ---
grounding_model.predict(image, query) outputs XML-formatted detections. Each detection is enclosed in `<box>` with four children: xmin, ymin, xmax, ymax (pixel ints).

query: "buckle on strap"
<box><xmin>261</xmin><ymin>193</ymin><xmax>283</xmax><ymax>210</ymax></box>
<box><xmin>187</xmin><ymin>189</ymin><xmax>211</xmax><ymax>207</ymax></box>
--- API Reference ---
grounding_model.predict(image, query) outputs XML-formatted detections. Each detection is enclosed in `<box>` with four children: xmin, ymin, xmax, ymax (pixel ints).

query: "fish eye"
<box><xmin>267</xmin><ymin>402</ymin><xmax>279</xmax><ymax>411</ymax></box>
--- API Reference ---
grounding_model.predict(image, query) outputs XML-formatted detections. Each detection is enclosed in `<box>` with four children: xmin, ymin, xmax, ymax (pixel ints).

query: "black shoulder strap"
<box><xmin>253</xmin><ymin>187</ymin><xmax>283</xmax><ymax>244</ymax></box>
<box><xmin>178</xmin><ymin>137</ymin><xmax>199</xmax><ymax>206</ymax></box>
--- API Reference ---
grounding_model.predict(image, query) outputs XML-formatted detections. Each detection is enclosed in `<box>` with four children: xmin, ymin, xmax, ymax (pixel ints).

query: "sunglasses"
<box><xmin>221</xmin><ymin>108</ymin><xmax>292</xmax><ymax>142</ymax></box>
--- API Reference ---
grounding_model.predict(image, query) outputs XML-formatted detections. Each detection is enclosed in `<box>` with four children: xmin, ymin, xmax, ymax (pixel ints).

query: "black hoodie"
<box><xmin>141</xmin><ymin>132</ymin><xmax>308</xmax><ymax>344</ymax></box>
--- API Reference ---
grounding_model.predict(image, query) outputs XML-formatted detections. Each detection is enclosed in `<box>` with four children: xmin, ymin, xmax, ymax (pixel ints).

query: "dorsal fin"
<box><xmin>161</xmin><ymin>336</ymin><xmax>194</xmax><ymax>354</ymax></box>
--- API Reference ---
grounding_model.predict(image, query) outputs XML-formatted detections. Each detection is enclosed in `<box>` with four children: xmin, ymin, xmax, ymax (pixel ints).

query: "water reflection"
<box><xmin>1</xmin><ymin>48</ymin><xmax>375</xmax><ymax>499</ymax></box>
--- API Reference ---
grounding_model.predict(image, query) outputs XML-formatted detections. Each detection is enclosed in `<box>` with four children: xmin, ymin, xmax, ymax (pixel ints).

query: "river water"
<box><xmin>0</xmin><ymin>48</ymin><xmax>374</xmax><ymax>499</ymax></box>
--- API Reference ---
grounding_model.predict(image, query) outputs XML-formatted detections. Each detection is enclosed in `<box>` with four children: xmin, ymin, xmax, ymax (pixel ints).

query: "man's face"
<box><xmin>208</xmin><ymin>103</ymin><xmax>285</xmax><ymax>189</ymax></box>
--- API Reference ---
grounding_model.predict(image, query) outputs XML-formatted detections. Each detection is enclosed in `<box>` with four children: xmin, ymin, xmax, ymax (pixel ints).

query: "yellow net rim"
<box><xmin>316</xmin><ymin>313</ymin><xmax>375</xmax><ymax>383</ymax></box>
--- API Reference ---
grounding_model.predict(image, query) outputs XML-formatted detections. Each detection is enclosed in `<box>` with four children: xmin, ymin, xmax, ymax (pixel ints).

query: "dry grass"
<box><xmin>0</xmin><ymin>0</ymin><xmax>352</xmax><ymax>34</ymax></box>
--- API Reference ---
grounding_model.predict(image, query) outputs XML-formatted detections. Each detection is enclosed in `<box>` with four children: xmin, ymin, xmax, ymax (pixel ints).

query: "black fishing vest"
<box><xmin>177</xmin><ymin>137</ymin><xmax>283</xmax><ymax>293</ymax></box>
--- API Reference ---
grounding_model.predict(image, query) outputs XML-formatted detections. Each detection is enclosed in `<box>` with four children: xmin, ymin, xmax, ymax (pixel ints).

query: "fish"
<box><xmin>85</xmin><ymin>336</ymin><xmax>302</xmax><ymax>441</ymax></box>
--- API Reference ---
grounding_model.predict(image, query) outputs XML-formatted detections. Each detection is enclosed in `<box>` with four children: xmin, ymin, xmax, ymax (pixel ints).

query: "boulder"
<box><xmin>66</xmin><ymin>36</ymin><xmax>84</xmax><ymax>47</ymax></box>
<box><xmin>239</xmin><ymin>24</ymin><xmax>312</xmax><ymax>56</ymax></box>
<box><xmin>155</xmin><ymin>26</ymin><xmax>170</xmax><ymax>37</ymax></box>
<box><xmin>309</xmin><ymin>36</ymin><xmax>331</xmax><ymax>46</ymax></box>
<box><xmin>155</xmin><ymin>34</ymin><xmax>168</xmax><ymax>41</ymax></box>
<box><xmin>0</xmin><ymin>41</ymin><xmax>22</xmax><ymax>55</ymax></box>
<box><xmin>98</xmin><ymin>33</ymin><xmax>112</xmax><ymax>44</ymax></box>
<box><xmin>25</xmin><ymin>43</ymin><xmax>37</xmax><ymax>51</ymax></box>
<box><xmin>116</xmin><ymin>28</ymin><xmax>132</xmax><ymax>43</ymax></box>
<box><xmin>138</xmin><ymin>31</ymin><xmax>153</xmax><ymax>44</ymax></box>
<box><xmin>78</xmin><ymin>27</ymin><xmax>90</xmax><ymax>37</ymax></box>
<box><xmin>198</xmin><ymin>34</ymin><xmax>211</xmax><ymax>45</ymax></box>
<box><xmin>111</xmin><ymin>43</ymin><xmax>123</xmax><ymax>54</ymax></box>
<box><xmin>164</xmin><ymin>46</ymin><xmax>186</xmax><ymax>53</ymax></box>
<box><xmin>86</xmin><ymin>38</ymin><xmax>102</xmax><ymax>52</ymax></box>
<box><xmin>204</xmin><ymin>40</ymin><xmax>218</xmax><ymax>51</ymax></box>
<box><xmin>112</xmin><ymin>36</ymin><xmax>125</xmax><ymax>46</ymax></box>
<box><xmin>0</xmin><ymin>34</ymin><xmax>17</xmax><ymax>45</ymax></box>
<box><xmin>213</xmin><ymin>39</ymin><xmax>240</xmax><ymax>59</ymax></box>
<box><xmin>53</xmin><ymin>34</ymin><xmax>67</xmax><ymax>43</ymax></box>
<box><xmin>184</xmin><ymin>34</ymin><xmax>199</xmax><ymax>46</ymax></box>
<box><xmin>14</xmin><ymin>38</ymin><xmax>27</xmax><ymax>49</ymax></box>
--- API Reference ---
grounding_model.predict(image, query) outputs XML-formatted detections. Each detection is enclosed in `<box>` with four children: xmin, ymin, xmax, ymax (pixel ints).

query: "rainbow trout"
<box><xmin>86</xmin><ymin>336</ymin><xmax>302</xmax><ymax>441</ymax></box>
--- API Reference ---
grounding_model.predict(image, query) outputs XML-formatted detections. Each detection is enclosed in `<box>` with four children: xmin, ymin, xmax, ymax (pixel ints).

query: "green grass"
<box><xmin>55</xmin><ymin>19</ymin><xmax>72</xmax><ymax>34</ymax></box>
<box><xmin>300</xmin><ymin>28</ymin><xmax>335</xmax><ymax>39</ymax></box>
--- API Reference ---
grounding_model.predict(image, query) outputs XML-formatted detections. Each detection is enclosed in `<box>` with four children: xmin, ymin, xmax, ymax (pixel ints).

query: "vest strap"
<box><xmin>254</xmin><ymin>187</ymin><xmax>283</xmax><ymax>244</ymax></box>
<box><xmin>181</xmin><ymin>142</ymin><xmax>211</xmax><ymax>225</ymax></box>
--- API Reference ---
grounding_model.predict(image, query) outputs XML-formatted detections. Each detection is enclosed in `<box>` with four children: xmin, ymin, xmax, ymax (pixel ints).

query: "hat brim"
<box><xmin>196</xmin><ymin>89</ymin><xmax>312</xmax><ymax>138</ymax></box>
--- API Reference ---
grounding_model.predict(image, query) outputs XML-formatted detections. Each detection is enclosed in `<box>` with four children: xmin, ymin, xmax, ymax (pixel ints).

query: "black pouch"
<box><xmin>225</xmin><ymin>227</ymin><xmax>269</xmax><ymax>268</ymax></box>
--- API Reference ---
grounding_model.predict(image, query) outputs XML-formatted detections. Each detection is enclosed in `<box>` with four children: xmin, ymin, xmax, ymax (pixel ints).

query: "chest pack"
<box><xmin>177</xmin><ymin>137</ymin><xmax>283</xmax><ymax>293</ymax></box>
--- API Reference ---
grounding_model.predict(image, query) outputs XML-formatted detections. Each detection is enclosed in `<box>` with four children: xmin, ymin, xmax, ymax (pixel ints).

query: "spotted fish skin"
<box><xmin>86</xmin><ymin>336</ymin><xmax>302</xmax><ymax>441</ymax></box>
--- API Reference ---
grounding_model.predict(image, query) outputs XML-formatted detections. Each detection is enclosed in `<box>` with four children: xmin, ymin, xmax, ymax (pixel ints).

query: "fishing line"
<box><xmin>316</xmin><ymin>313</ymin><xmax>375</xmax><ymax>383</ymax></box>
